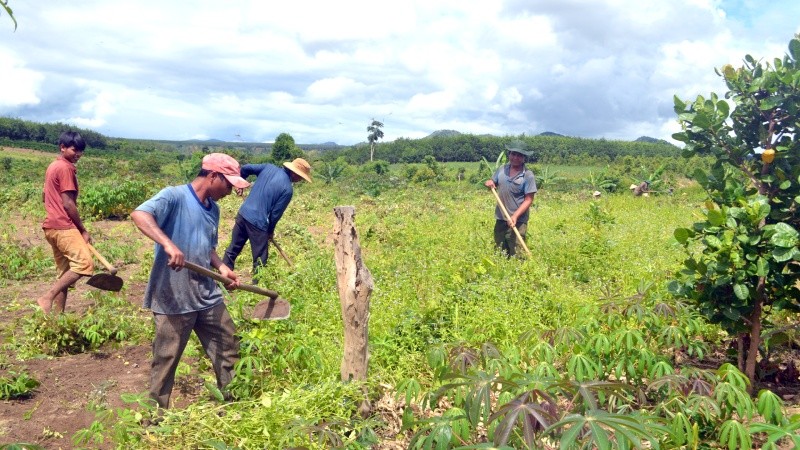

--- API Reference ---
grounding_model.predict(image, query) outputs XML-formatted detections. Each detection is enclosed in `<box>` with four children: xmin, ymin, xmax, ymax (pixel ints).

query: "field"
<box><xmin>0</xmin><ymin>146</ymin><xmax>798</xmax><ymax>449</ymax></box>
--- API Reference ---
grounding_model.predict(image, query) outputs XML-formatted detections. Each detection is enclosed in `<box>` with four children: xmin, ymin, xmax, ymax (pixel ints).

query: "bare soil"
<box><xmin>0</xmin><ymin>218</ymin><xmax>209</xmax><ymax>449</ymax></box>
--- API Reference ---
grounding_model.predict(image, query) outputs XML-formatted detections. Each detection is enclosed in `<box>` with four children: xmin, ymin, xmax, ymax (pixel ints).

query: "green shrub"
<box><xmin>79</xmin><ymin>180</ymin><xmax>154</xmax><ymax>219</ymax></box>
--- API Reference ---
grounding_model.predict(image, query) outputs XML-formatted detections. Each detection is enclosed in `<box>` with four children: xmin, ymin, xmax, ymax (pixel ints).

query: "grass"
<box><xmin>6</xmin><ymin>153</ymin><xmax>795</xmax><ymax>448</ymax></box>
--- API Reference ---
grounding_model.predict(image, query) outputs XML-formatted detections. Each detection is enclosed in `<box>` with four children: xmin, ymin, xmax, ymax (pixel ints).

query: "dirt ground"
<box><xmin>0</xmin><ymin>217</ymin><xmax>214</xmax><ymax>449</ymax></box>
<box><xmin>0</xmin><ymin>273</ymin><xmax>150</xmax><ymax>448</ymax></box>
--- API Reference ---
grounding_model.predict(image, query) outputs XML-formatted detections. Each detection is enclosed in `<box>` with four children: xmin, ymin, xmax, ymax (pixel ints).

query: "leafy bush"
<box><xmin>80</xmin><ymin>179</ymin><xmax>154</xmax><ymax>219</ymax></box>
<box><xmin>7</xmin><ymin>294</ymin><xmax>152</xmax><ymax>358</ymax></box>
<box><xmin>0</xmin><ymin>371</ymin><xmax>39</xmax><ymax>400</ymax></box>
<box><xmin>0</xmin><ymin>233</ymin><xmax>53</xmax><ymax>281</ymax></box>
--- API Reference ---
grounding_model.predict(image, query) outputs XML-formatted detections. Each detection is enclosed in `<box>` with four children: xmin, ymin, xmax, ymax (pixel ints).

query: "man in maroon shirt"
<box><xmin>37</xmin><ymin>131</ymin><xmax>93</xmax><ymax>313</ymax></box>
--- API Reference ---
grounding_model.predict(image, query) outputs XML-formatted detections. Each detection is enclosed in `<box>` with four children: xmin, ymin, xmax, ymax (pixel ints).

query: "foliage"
<box><xmin>0</xmin><ymin>371</ymin><xmax>39</xmax><ymax>400</ymax></box>
<box><xmin>271</xmin><ymin>132</ymin><xmax>303</xmax><ymax>162</ymax></box>
<box><xmin>367</xmin><ymin>118</ymin><xmax>385</xmax><ymax>162</ymax></box>
<box><xmin>582</xmin><ymin>167</ymin><xmax>620</xmax><ymax>192</ymax></box>
<box><xmin>532</xmin><ymin>165</ymin><xmax>567</xmax><ymax>190</ymax></box>
<box><xmin>5</xmin><ymin>294</ymin><xmax>152</xmax><ymax>358</ymax></box>
<box><xmin>79</xmin><ymin>179</ymin><xmax>154</xmax><ymax>219</ymax></box>
<box><xmin>1</xmin><ymin>0</ymin><xmax>16</xmax><ymax>30</ymax></box>
<box><xmin>669</xmin><ymin>36</ymin><xmax>800</xmax><ymax>385</ymax></box>
<box><xmin>317</xmin><ymin>157</ymin><xmax>352</xmax><ymax>184</ymax></box>
<box><xmin>0</xmin><ymin>231</ymin><xmax>52</xmax><ymax>281</ymax></box>
<box><xmin>0</xmin><ymin>117</ymin><xmax>107</xmax><ymax>148</ymax></box>
<box><xmin>327</xmin><ymin>132</ymin><xmax>679</xmax><ymax>165</ymax></box>
<box><xmin>0</xmin><ymin>134</ymin><xmax>793</xmax><ymax>448</ymax></box>
<box><xmin>399</xmin><ymin>296</ymin><xmax>795</xmax><ymax>450</ymax></box>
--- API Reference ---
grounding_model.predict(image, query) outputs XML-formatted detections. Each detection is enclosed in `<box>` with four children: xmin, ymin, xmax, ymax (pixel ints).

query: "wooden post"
<box><xmin>333</xmin><ymin>206</ymin><xmax>373</xmax><ymax>416</ymax></box>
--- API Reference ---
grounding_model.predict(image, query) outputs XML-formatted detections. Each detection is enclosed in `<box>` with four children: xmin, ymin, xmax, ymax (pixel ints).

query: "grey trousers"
<box><xmin>149</xmin><ymin>302</ymin><xmax>239</xmax><ymax>408</ymax></box>
<box><xmin>493</xmin><ymin>220</ymin><xmax>528</xmax><ymax>258</ymax></box>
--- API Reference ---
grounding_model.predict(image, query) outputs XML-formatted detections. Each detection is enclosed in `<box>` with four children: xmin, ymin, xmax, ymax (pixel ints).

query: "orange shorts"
<box><xmin>44</xmin><ymin>228</ymin><xmax>94</xmax><ymax>277</ymax></box>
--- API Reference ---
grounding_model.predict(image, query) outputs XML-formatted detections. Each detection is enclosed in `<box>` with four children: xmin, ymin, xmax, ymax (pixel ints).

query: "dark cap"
<box><xmin>505</xmin><ymin>140</ymin><xmax>532</xmax><ymax>157</ymax></box>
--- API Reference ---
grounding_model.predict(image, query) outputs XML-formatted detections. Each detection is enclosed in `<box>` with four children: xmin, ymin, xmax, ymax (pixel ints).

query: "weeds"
<box><xmin>0</xmin><ymin>371</ymin><xmax>39</xmax><ymax>400</ymax></box>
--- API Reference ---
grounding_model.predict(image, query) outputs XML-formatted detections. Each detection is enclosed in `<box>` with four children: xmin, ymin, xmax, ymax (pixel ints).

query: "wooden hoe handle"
<box><xmin>490</xmin><ymin>187</ymin><xmax>532</xmax><ymax>257</ymax></box>
<box><xmin>87</xmin><ymin>243</ymin><xmax>118</xmax><ymax>275</ymax></box>
<box><xmin>183</xmin><ymin>261</ymin><xmax>279</xmax><ymax>299</ymax></box>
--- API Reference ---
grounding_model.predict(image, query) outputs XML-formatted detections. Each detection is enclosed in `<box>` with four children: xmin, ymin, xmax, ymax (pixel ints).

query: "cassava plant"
<box><xmin>669</xmin><ymin>36</ymin><xmax>800</xmax><ymax>388</ymax></box>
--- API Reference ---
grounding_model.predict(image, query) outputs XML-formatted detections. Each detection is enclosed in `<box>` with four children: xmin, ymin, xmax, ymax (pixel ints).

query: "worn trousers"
<box><xmin>223</xmin><ymin>213</ymin><xmax>270</xmax><ymax>272</ymax></box>
<box><xmin>149</xmin><ymin>302</ymin><xmax>239</xmax><ymax>409</ymax></box>
<box><xmin>493</xmin><ymin>220</ymin><xmax>528</xmax><ymax>258</ymax></box>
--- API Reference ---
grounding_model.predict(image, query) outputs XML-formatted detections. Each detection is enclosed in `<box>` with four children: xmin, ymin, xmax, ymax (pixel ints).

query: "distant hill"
<box><xmin>426</xmin><ymin>130</ymin><xmax>462</xmax><ymax>138</ymax></box>
<box><xmin>635</xmin><ymin>136</ymin><xmax>674</xmax><ymax>146</ymax></box>
<box><xmin>538</xmin><ymin>131</ymin><xmax>564</xmax><ymax>137</ymax></box>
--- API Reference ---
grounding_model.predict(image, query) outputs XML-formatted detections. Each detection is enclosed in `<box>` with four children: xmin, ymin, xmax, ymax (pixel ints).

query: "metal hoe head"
<box><xmin>86</xmin><ymin>273</ymin><xmax>124</xmax><ymax>292</ymax></box>
<box><xmin>253</xmin><ymin>297</ymin><xmax>291</xmax><ymax>320</ymax></box>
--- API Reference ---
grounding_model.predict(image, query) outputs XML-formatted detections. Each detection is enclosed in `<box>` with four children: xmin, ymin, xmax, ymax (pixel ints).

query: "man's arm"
<box><xmin>508</xmin><ymin>193</ymin><xmax>534</xmax><ymax>227</ymax></box>
<box><xmin>60</xmin><ymin>191</ymin><xmax>90</xmax><ymax>243</ymax></box>
<box><xmin>130</xmin><ymin>210</ymin><xmax>185</xmax><ymax>268</ymax></box>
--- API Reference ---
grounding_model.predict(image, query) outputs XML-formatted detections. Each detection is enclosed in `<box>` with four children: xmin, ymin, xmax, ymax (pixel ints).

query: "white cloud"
<box><xmin>1</xmin><ymin>0</ymin><xmax>800</xmax><ymax>145</ymax></box>
<box><xmin>0</xmin><ymin>48</ymin><xmax>43</xmax><ymax>107</ymax></box>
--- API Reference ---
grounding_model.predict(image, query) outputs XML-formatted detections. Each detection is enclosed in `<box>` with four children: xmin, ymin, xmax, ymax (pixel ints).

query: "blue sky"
<box><xmin>1</xmin><ymin>1</ymin><xmax>798</xmax><ymax>145</ymax></box>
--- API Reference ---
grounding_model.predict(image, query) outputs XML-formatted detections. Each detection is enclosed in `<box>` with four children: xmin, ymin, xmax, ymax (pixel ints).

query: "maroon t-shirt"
<box><xmin>42</xmin><ymin>157</ymin><xmax>78</xmax><ymax>230</ymax></box>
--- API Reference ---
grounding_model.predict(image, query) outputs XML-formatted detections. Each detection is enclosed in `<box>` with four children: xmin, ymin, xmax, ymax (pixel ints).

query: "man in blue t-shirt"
<box><xmin>222</xmin><ymin>157</ymin><xmax>313</xmax><ymax>274</ymax></box>
<box><xmin>131</xmin><ymin>153</ymin><xmax>250</xmax><ymax>409</ymax></box>
<box><xmin>484</xmin><ymin>141</ymin><xmax>537</xmax><ymax>257</ymax></box>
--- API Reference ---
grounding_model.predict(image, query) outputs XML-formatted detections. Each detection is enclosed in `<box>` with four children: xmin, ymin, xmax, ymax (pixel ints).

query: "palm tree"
<box><xmin>367</xmin><ymin>118</ymin><xmax>384</xmax><ymax>162</ymax></box>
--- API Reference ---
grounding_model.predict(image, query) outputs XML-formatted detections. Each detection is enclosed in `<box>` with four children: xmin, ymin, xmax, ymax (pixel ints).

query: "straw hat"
<box><xmin>283</xmin><ymin>158</ymin><xmax>313</xmax><ymax>183</ymax></box>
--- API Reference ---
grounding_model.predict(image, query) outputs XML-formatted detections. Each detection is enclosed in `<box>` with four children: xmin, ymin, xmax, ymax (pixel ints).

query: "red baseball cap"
<box><xmin>201</xmin><ymin>153</ymin><xmax>250</xmax><ymax>189</ymax></box>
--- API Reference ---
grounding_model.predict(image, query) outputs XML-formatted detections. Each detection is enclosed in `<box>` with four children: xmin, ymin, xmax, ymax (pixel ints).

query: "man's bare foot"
<box><xmin>36</xmin><ymin>296</ymin><xmax>51</xmax><ymax>313</ymax></box>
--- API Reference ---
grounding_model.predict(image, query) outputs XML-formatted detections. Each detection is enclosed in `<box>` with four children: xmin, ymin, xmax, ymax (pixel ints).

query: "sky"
<box><xmin>1</xmin><ymin>1</ymin><xmax>799</xmax><ymax>146</ymax></box>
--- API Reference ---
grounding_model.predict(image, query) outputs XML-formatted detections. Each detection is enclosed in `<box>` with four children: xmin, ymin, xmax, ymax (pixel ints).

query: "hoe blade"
<box><xmin>86</xmin><ymin>273</ymin><xmax>124</xmax><ymax>292</ymax></box>
<box><xmin>253</xmin><ymin>298</ymin><xmax>291</xmax><ymax>320</ymax></box>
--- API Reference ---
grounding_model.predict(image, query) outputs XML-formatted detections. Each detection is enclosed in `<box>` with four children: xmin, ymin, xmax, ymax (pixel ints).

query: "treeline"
<box><xmin>0</xmin><ymin>116</ymin><xmax>682</xmax><ymax>166</ymax></box>
<box><xmin>322</xmin><ymin>133</ymin><xmax>681</xmax><ymax>165</ymax></box>
<box><xmin>0</xmin><ymin>117</ymin><xmax>108</xmax><ymax>149</ymax></box>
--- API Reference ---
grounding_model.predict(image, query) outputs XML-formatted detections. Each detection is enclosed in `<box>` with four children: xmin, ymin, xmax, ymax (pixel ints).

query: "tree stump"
<box><xmin>333</xmin><ymin>206</ymin><xmax>373</xmax><ymax>416</ymax></box>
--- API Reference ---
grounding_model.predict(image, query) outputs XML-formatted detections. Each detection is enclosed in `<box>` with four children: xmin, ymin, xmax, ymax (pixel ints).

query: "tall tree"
<box><xmin>367</xmin><ymin>119</ymin><xmax>384</xmax><ymax>162</ymax></box>
<box><xmin>271</xmin><ymin>132</ymin><xmax>297</xmax><ymax>162</ymax></box>
<box><xmin>669</xmin><ymin>36</ymin><xmax>800</xmax><ymax>389</ymax></box>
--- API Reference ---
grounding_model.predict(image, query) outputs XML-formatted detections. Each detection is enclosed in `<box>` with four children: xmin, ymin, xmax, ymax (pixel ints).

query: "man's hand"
<box><xmin>219</xmin><ymin>265</ymin><xmax>241</xmax><ymax>290</ymax></box>
<box><xmin>484</xmin><ymin>180</ymin><xmax>496</xmax><ymax>189</ymax></box>
<box><xmin>164</xmin><ymin>242</ymin><xmax>185</xmax><ymax>269</ymax></box>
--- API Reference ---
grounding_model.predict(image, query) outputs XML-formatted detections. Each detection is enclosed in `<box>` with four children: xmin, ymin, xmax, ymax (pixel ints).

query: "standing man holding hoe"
<box><xmin>131</xmin><ymin>153</ymin><xmax>250</xmax><ymax>409</ymax></box>
<box><xmin>38</xmin><ymin>131</ymin><xmax>93</xmax><ymax>314</ymax></box>
<box><xmin>484</xmin><ymin>141</ymin><xmax>537</xmax><ymax>258</ymax></box>
<box><xmin>222</xmin><ymin>158</ymin><xmax>312</xmax><ymax>276</ymax></box>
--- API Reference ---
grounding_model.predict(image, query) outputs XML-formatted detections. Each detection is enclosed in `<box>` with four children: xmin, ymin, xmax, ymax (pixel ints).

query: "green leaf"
<box><xmin>674</xmin><ymin>228</ymin><xmax>691</xmax><ymax>245</ymax></box>
<box><xmin>719</xmin><ymin>419</ymin><xmax>751</xmax><ymax>450</ymax></box>
<box><xmin>756</xmin><ymin>257</ymin><xmax>769</xmax><ymax>277</ymax></box>
<box><xmin>707</xmin><ymin>209</ymin><xmax>725</xmax><ymax>226</ymax></box>
<box><xmin>772</xmin><ymin>247</ymin><xmax>797</xmax><ymax>263</ymax></box>
<box><xmin>716</xmin><ymin>99</ymin><xmax>730</xmax><ymax>117</ymax></box>
<box><xmin>733</xmin><ymin>283</ymin><xmax>749</xmax><ymax>300</ymax></box>
<box><xmin>756</xmin><ymin>389</ymin><xmax>784</xmax><ymax>425</ymax></box>
<box><xmin>770</xmin><ymin>222</ymin><xmax>799</xmax><ymax>247</ymax></box>
<box><xmin>705</xmin><ymin>235</ymin><xmax>723</xmax><ymax>249</ymax></box>
<box><xmin>790</xmin><ymin>38</ymin><xmax>800</xmax><ymax>61</ymax></box>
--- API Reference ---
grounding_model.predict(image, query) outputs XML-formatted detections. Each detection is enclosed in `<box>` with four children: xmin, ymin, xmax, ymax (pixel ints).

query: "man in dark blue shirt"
<box><xmin>223</xmin><ymin>158</ymin><xmax>312</xmax><ymax>274</ymax></box>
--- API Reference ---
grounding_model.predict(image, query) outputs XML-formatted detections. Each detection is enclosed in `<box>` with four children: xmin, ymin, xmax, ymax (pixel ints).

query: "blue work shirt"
<box><xmin>238</xmin><ymin>164</ymin><xmax>293</xmax><ymax>233</ymax></box>
<box><xmin>135</xmin><ymin>184</ymin><xmax>224</xmax><ymax>314</ymax></box>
